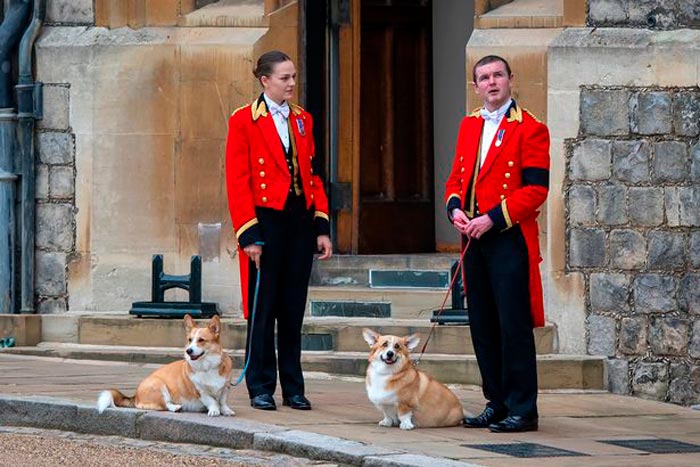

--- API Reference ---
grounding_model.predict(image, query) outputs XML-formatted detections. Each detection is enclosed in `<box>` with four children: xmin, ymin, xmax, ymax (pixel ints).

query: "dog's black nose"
<box><xmin>386</xmin><ymin>350</ymin><xmax>394</xmax><ymax>359</ymax></box>
<box><xmin>186</xmin><ymin>348</ymin><xmax>193</xmax><ymax>355</ymax></box>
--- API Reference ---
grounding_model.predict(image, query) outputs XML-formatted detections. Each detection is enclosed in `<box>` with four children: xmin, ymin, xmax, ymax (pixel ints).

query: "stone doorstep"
<box><xmin>69</xmin><ymin>315</ymin><xmax>555</xmax><ymax>355</ymax></box>
<box><xmin>0</xmin><ymin>397</ymin><xmax>477</xmax><ymax>467</ymax></box>
<box><xmin>1</xmin><ymin>344</ymin><xmax>605</xmax><ymax>390</ymax></box>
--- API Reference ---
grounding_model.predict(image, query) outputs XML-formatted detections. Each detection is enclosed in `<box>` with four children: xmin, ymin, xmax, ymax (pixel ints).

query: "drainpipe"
<box><xmin>16</xmin><ymin>0</ymin><xmax>45</xmax><ymax>313</ymax></box>
<box><xmin>0</xmin><ymin>0</ymin><xmax>31</xmax><ymax>313</ymax></box>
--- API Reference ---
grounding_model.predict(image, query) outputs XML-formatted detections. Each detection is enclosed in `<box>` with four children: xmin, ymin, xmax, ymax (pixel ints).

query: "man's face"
<box><xmin>261</xmin><ymin>60</ymin><xmax>296</xmax><ymax>104</ymax></box>
<box><xmin>473</xmin><ymin>60</ymin><xmax>512</xmax><ymax>112</ymax></box>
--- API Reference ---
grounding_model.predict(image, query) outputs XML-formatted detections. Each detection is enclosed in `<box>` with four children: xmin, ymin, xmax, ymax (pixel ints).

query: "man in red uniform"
<box><xmin>226</xmin><ymin>51</ymin><xmax>332</xmax><ymax>411</ymax></box>
<box><xmin>445</xmin><ymin>55</ymin><xmax>549</xmax><ymax>432</ymax></box>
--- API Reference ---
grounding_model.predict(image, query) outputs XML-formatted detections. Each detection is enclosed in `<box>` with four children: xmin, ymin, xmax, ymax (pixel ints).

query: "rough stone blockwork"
<box><xmin>588</xmin><ymin>0</ymin><xmax>700</xmax><ymax>30</ymax></box>
<box><xmin>567</xmin><ymin>85</ymin><xmax>700</xmax><ymax>406</ymax></box>
<box><xmin>35</xmin><ymin>84</ymin><xmax>75</xmax><ymax>314</ymax></box>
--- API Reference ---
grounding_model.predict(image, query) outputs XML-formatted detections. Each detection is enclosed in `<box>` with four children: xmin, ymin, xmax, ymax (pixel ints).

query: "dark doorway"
<box><xmin>359</xmin><ymin>0</ymin><xmax>435</xmax><ymax>253</ymax></box>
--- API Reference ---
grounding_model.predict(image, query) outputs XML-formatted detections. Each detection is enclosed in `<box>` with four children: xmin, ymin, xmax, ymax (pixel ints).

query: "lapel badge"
<box><xmin>495</xmin><ymin>129</ymin><xmax>505</xmax><ymax>147</ymax></box>
<box><xmin>296</xmin><ymin>117</ymin><xmax>306</xmax><ymax>136</ymax></box>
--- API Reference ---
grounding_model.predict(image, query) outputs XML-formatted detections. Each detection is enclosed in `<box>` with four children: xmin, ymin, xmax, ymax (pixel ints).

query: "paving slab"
<box><xmin>0</xmin><ymin>353</ymin><xmax>699</xmax><ymax>466</ymax></box>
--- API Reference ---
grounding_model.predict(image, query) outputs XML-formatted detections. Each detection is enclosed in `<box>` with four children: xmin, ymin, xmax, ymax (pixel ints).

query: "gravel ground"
<box><xmin>0</xmin><ymin>427</ymin><xmax>344</xmax><ymax>467</ymax></box>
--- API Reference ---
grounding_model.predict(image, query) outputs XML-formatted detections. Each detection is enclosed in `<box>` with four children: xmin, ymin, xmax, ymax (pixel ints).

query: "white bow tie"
<box><xmin>480</xmin><ymin>108</ymin><xmax>500</xmax><ymax>122</ymax></box>
<box><xmin>270</xmin><ymin>102</ymin><xmax>290</xmax><ymax>119</ymax></box>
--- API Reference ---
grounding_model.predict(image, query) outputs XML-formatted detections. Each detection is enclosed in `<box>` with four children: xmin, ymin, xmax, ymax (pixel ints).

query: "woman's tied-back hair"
<box><xmin>253</xmin><ymin>50</ymin><xmax>292</xmax><ymax>82</ymax></box>
<box><xmin>472</xmin><ymin>55</ymin><xmax>512</xmax><ymax>83</ymax></box>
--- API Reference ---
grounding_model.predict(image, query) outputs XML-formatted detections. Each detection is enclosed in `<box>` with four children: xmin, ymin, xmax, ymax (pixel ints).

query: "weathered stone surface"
<box><xmin>678</xmin><ymin>2</ymin><xmax>700</xmax><ymax>28</ymax></box>
<box><xmin>590</xmin><ymin>273</ymin><xmax>630</xmax><ymax>313</ymax></box>
<box><xmin>37</xmin><ymin>298</ymin><xmax>68</xmax><ymax>314</ymax></box>
<box><xmin>679</xmin><ymin>274</ymin><xmax>700</xmax><ymax>315</ymax></box>
<box><xmin>627</xmin><ymin>0</ymin><xmax>677</xmax><ymax>29</ymax></box>
<box><xmin>610</xmin><ymin>230</ymin><xmax>646</xmax><ymax>270</ymax></box>
<box><xmin>597</xmin><ymin>184</ymin><xmax>627</xmax><ymax>225</ymax></box>
<box><xmin>47</xmin><ymin>0</ymin><xmax>94</xmax><ymax>25</ymax></box>
<box><xmin>35</xmin><ymin>252</ymin><xmax>67</xmax><ymax>295</ymax></box>
<box><xmin>633</xmin><ymin>274</ymin><xmax>677</xmax><ymax>314</ymax></box>
<box><xmin>568</xmin><ymin>184</ymin><xmax>597</xmax><ymax>225</ymax></box>
<box><xmin>632</xmin><ymin>362</ymin><xmax>668</xmax><ymax>400</ymax></box>
<box><xmin>652</xmin><ymin>141</ymin><xmax>688</xmax><ymax>183</ymax></box>
<box><xmin>570</xmin><ymin>139</ymin><xmax>612</xmax><ymax>181</ymax></box>
<box><xmin>673</xmin><ymin>91</ymin><xmax>700</xmax><ymax>137</ymax></box>
<box><xmin>605</xmin><ymin>358</ymin><xmax>629</xmax><ymax>395</ymax></box>
<box><xmin>690</xmin><ymin>321</ymin><xmax>700</xmax><ymax>358</ymax></box>
<box><xmin>619</xmin><ymin>317</ymin><xmax>647</xmax><ymax>354</ymax></box>
<box><xmin>632</xmin><ymin>91</ymin><xmax>672</xmax><ymax>135</ymax></box>
<box><xmin>665</xmin><ymin>187</ymin><xmax>700</xmax><ymax>227</ymax></box>
<box><xmin>649</xmin><ymin>317</ymin><xmax>689</xmax><ymax>356</ymax></box>
<box><xmin>38</xmin><ymin>85</ymin><xmax>70</xmax><ymax>131</ymax></box>
<box><xmin>50</xmin><ymin>166</ymin><xmax>75</xmax><ymax>199</ymax></box>
<box><xmin>36</xmin><ymin>204</ymin><xmax>74</xmax><ymax>251</ymax></box>
<box><xmin>36</xmin><ymin>165</ymin><xmax>49</xmax><ymax>200</ymax></box>
<box><xmin>37</xmin><ymin>132</ymin><xmax>75</xmax><ymax>165</ymax></box>
<box><xmin>647</xmin><ymin>230</ymin><xmax>685</xmax><ymax>270</ymax></box>
<box><xmin>668</xmin><ymin>364</ymin><xmax>700</xmax><ymax>405</ymax></box>
<box><xmin>587</xmin><ymin>314</ymin><xmax>617</xmax><ymax>356</ymax></box>
<box><xmin>691</xmin><ymin>232</ymin><xmax>700</xmax><ymax>268</ymax></box>
<box><xmin>580</xmin><ymin>89</ymin><xmax>630</xmax><ymax>136</ymax></box>
<box><xmin>588</xmin><ymin>0</ymin><xmax>627</xmax><ymax>25</ymax></box>
<box><xmin>692</xmin><ymin>142</ymin><xmax>700</xmax><ymax>184</ymax></box>
<box><xmin>612</xmin><ymin>140</ymin><xmax>650</xmax><ymax>183</ymax></box>
<box><xmin>569</xmin><ymin>228</ymin><xmax>606</xmax><ymax>268</ymax></box>
<box><xmin>628</xmin><ymin>187</ymin><xmax>664</xmax><ymax>227</ymax></box>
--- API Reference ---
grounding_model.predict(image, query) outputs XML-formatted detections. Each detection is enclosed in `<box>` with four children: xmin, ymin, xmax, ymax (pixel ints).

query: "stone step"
<box><xmin>476</xmin><ymin>0</ymin><xmax>564</xmax><ymax>29</ymax></box>
<box><xmin>63</xmin><ymin>315</ymin><xmax>554</xmax><ymax>355</ymax></box>
<box><xmin>1</xmin><ymin>343</ymin><xmax>605</xmax><ymax>390</ymax></box>
<box><xmin>178</xmin><ymin>0</ymin><xmax>268</xmax><ymax>27</ymax></box>
<box><xmin>306</xmin><ymin>287</ymin><xmax>454</xmax><ymax>319</ymax></box>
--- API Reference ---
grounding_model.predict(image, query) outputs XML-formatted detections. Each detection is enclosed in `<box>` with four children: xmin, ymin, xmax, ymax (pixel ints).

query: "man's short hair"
<box><xmin>472</xmin><ymin>55</ymin><xmax>512</xmax><ymax>83</ymax></box>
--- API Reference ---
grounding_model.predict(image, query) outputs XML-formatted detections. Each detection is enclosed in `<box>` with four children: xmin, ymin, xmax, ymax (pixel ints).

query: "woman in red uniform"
<box><xmin>225</xmin><ymin>50</ymin><xmax>332</xmax><ymax>411</ymax></box>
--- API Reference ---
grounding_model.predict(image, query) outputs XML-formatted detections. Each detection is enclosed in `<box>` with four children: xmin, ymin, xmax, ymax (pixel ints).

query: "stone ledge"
<box><xmin>0</xmin><ymin>396</ymin><xmax>465</xmax><ymax>467</ymax></box>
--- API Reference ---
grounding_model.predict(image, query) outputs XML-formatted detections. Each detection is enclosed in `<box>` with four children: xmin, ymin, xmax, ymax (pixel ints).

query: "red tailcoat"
<box><xmin>225</xmin><ymin>97</ymin><xmax>330</xmax><ymax>317</ymax></box>
<box><xmin>444</xmin><ymin>103</ymin><xmax>550</xmax><ymax>327</ymax></box>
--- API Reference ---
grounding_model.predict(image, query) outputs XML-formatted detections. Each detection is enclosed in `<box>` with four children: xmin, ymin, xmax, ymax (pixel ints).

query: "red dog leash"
<box><xmin>413</xmin><ymin>236</ymin><xmax>471</xmax><ymax>366</ymax></box>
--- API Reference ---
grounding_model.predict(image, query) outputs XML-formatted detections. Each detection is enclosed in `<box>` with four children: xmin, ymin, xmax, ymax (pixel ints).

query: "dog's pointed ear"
<box><xmin>362</xmin><ymin>328</ymin><xmax>380</xmax><ymax>346</ymax></box>
<box><xmin>184</xmin><ymin>314</ymin><xmax>196</xmax><ymax>332</ymax></box>
<box><xmin>208</xmin><ymin>314</ymin><xmax>221</xmax><ymax>335</ymax></box>
<box><xmin>405</xmin><ymin>333</ymin><xmax>420</xmax><ymax>351</ymax></box>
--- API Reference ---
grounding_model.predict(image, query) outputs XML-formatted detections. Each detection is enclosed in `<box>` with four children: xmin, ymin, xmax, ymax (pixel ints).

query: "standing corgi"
<box><xmin>362</xmin><ymin>328</ymin><xmax>465</xmax><ymax>430</ymax></box>
<box><xmin>97</xmin><ymin>314</ymin><xmax>235</xmax><ymax>417</ymax></box>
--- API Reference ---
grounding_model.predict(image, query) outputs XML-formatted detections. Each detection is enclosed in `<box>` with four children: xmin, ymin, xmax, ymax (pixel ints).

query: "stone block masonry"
<box><xmin>566</xmin><ymin>85</ymin><xmax>700</xmax><ymax>405</ymax></box>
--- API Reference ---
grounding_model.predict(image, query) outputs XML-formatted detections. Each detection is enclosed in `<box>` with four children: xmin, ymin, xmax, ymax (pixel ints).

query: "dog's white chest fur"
<box><xmin>188</xmin><ymin>354</ymin><xmax>227</xmax><ymax>396</ymax></box>
<box><xmin>366</xmin><ymin>365</ymin><xmax>399</xmax><ymax>406</ymax></box>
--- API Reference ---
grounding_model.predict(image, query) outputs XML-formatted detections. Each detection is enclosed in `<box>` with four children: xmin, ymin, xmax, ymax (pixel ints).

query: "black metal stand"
<box><xmin>130</xmin><ymin>254</ymin><xmax>219</xmax><ymax>318</ymax></box>
<box><xmin>430</xmin><ymin>260</ymin><xmax>469</xmax><ymax>325</ymax></box>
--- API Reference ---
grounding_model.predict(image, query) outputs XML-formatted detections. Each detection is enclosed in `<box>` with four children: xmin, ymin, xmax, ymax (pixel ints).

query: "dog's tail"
<box><xmin>97</xmin><ymin>389</ymin><xmax>135</xmax><ymax>413</ymax></box>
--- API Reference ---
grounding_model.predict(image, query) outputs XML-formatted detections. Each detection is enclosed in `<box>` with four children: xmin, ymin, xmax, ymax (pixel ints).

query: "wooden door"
<box><xmin>358</xmin><ymin>0</ymin><xmax>434</xmax><ymax>253</ymax></box>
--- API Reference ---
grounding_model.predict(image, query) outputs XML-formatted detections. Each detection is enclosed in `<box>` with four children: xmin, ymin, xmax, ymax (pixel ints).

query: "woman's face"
<box><xmin>261</xmin><ymin>60</ymin><xmax>296</xmax><ymax>104</ymax></box>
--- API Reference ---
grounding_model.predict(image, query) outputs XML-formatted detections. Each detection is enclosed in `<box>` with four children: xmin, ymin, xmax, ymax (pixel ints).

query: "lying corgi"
<box><xmin>97</xmin><ymin>314</ymin><xmax>234</xmax><ymax>417</ymax></box>
<box><xmin>362</xmin><ymin>328</ymin><xmax>465</xmax><ymax>430</ymax></box>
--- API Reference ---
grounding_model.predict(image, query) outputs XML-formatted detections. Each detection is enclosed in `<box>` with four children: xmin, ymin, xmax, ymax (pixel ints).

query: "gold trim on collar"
<box><xmin>290</xmin><ymin>103</ymin><xmax>303</xmax><ymax>116</ymax></box>
<box><xmin>251</xmin><ymin>99</ymin><xmax>268</xmax><ymax>121</ymax></box>
<box><xmin>236</xmin><ymin>218</ymin><xmax>259</xmax><ymax>239</ymax></box>
<box><xmin>506</xmin><ymin>105</ymin><xmax>522</xmax><ymax>123</ymax></box>
<box><xmin>469</xmin><ymin>106</ymin><xmax>481</xmax><ymax>118</ymax></box>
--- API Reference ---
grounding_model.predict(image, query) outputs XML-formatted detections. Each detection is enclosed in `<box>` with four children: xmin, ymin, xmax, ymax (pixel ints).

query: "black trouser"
<box><xmin>245</xmin><ymin>195</ymin><xmax>315</xmax><ymax>399</ymax></box>
<box><xmin>463</xmin><ymin>225</ymin><xmax>538</xmax><ymax>418</ymax></box>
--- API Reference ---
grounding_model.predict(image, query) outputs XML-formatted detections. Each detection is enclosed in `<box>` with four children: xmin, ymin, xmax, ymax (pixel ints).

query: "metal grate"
<box><xmin>599</xmin><ymin>439</ymin><xmax>700</xmax><ymax>454</ymax></box>
<box><xmin>463</xmin><ymin>442</ymin><xmax>588</xmax><ymax>458</ymax></box>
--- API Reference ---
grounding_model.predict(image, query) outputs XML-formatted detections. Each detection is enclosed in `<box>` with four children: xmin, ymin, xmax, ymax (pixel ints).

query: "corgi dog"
<box><xmin>362</xmin><ymin>328</ymin><xmax>465</xmax><ymax>430</ymax></box>
<box><xmin>97</xmin><ymin>314</ymin><xmax>234</xmax><ymax>417</ymax></box>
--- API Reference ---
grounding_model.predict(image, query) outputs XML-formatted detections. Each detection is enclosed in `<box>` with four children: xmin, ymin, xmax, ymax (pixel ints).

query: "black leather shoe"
<box><xmin>250</xmin><ymin>394</ymin><xmax>276</xmax><ymax>410</ymax></box>
<box><xmin>463</xmin><ymin>406</ymin><xmax>506</xmax><ymax>428</ymax></box>
<box><xmin>282</xmin><ymin>395</ymin><xmax>312</xmax><ymax>410</ymax></box>
<box><xmin>488</xmin><ymin>415</ymin><xmax>538</xmax><ymax>433</ymax></box>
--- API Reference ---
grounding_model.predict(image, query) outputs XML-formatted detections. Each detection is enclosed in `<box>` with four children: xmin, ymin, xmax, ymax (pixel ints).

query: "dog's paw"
<box><xmin>207</xmin><ymin>407</ymin><xmax>221</xmax><ymax>417</ymax></box>
<box><xmin>378</xmin><ymin>417</ymin><xmax>395</xmax><ymax>427</ymax></box>
<box><xmin>221</xmin><ymin>406</ymin><xmax>235</xmax><ymax>416</ymax></box>
<box><xmin>399</xmin><ymin>420</ymin><xmax>415</xmax><ymax>430</ymax></box>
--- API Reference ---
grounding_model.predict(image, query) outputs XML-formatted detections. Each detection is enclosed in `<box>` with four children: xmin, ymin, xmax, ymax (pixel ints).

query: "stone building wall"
<box><xmin>588</xmin><ymin>0</ymin><xmax>700</xmax><ymax>29</ymax></box>
<box><xmin>566</xmin><ymin>85</ymin><xmax>700</xmax><ymax>404</ymax></box>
